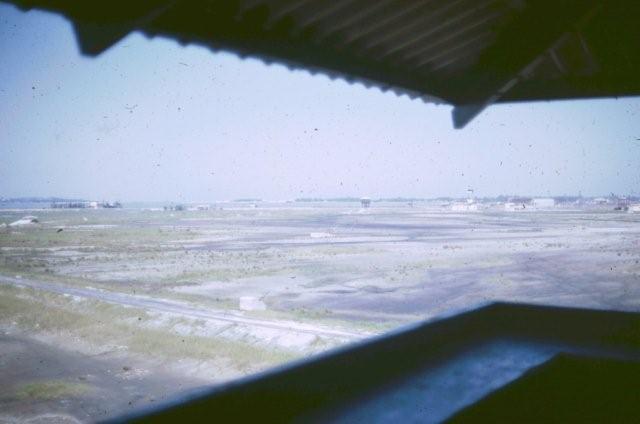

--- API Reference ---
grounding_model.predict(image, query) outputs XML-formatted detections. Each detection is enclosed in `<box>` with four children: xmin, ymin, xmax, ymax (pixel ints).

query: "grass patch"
<box><xmin>245</xmin><ymin>306</ymin><xmax>396</xmax><ymax>334</ymax></box>
<box><xmin>0</xmin><ymin>285</ymin><xmax>295</xmax><ymax>371</ymax></box>
<box><xmin>0</xmin><ymin>225</ymin><xmax>196</xmax><ymax>249</ymax></box>
<box><xmin>167</xmin><ymin>265</ymin><xmax>289</xmax><ymax>283</ymax></box>
<box><xmin>15</xmin><ymin>380</ymin><xmax>90</xmax><ymax>400</ymax></box>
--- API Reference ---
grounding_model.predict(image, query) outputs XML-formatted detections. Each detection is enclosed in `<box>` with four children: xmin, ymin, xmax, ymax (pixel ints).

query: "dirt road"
<box><xmin>0</xmin><ymin>274</ymin><xmax>368</xmax><ymax>340</ymax></box>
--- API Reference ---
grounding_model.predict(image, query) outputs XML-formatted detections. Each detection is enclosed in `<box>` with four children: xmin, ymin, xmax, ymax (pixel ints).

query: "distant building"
<box><xmin>51</xmin><ymin>200</ymin><xmax>122</xmax><ymax>209</ymax></box>
<box><xmin>360</xmin><ymin>197</ymin><xmax>371</xmax><ymax>208</ymax></box>
<box><xmin>51</xmin><ymin>201</ymin><xmax>91</xmax><ymax>209</ymax></box>
<box><xmin>451</xmin><ymin>189</ymin><xmax>478</xmax><ymax>212</ymax></box>
<box><xmin>532</xmin><ymin>198</ymin><xmax>555</xmax><ymax>208</ymax></box>
<box><xmin>101</xmin><ymin>201</ymin><xmax>123</xmax><ymax>209</ymax></box>
<box><xmin>614</xmin><ymin>198</ymin><xmax>629</xmax><ymax>211</ymax></box>
<box><xmin>451</xmin><ymin>203</ymin><xmax>478</xmax><ymax>212</ymax></box>
<box><xmin>504</xmin><ymin>202</ymin><xmax>526</xmax><ymax>211</ymax></box>
<box><xmin>466</xmin><ymin>188</ymin><xmax>475</xmax><ymax>204</ymax></box>
<box><xmin>509</xmin><ymin>196</ymin><xmax>532</xmax><ymax>205</ymax></box>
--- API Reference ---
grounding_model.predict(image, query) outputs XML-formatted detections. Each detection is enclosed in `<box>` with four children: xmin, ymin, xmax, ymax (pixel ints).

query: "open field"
<box><xmin>1</xmin><ymin>202</ymin><xmax>639</xmax><ymax>421</ymax></box>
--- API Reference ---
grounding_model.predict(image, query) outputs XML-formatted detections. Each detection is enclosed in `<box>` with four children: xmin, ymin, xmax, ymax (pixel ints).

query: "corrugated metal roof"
<box><xmin>4</xmin><ymin>0</ymin><xmax>640</xmax><ymax>127</ymax></box>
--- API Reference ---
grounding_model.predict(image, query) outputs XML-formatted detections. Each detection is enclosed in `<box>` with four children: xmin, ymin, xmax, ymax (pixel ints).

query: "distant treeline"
<box><xmin>378</xmin><ymin>197</ymin><xmax>426</xmax><ymax>202</ymax></box>
<box><xmin>293</xmin><ymin>195</ymin><xmax>640</xmax><ymax>203</ymax></box>
<box><xmin>295</xmin><ymin>197</ymin><xmax>362</xmax><ymax>202</ymax></box>
<box><xmin>3</xmin><ymin>195</ymin><xmax>638</xmax><ymax>206</ymax></box>
<box><xmin>0</xmin><ymin>196</ymin><xmax>86</xmax><ymax>203</ymax></box>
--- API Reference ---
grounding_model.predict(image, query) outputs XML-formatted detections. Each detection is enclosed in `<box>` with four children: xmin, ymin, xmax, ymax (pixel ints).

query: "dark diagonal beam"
<box><xmin>451</xmin><ymin>0</ymin><xmax>600</xmax><ymax>129</ymax></box>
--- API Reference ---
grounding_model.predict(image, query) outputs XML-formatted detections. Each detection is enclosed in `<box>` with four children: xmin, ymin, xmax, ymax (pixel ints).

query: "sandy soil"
<box><xmin>0</xmin><ymin>331</ymin><xmax>216</xmax><ymax>423</ymax></box>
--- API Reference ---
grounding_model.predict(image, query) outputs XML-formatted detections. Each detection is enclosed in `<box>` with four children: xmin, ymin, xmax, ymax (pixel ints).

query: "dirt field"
<box><xmin>1</xmin><ymin>202</ymin><xmax>639</xmax><ymax>422</ymax></box>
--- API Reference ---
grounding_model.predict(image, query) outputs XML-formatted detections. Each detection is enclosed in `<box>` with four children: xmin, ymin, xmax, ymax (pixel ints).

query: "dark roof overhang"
<box><xmin>4</xmin><ymin>0</ymin><xmax>640</xmax><ymax>127</ymax></box>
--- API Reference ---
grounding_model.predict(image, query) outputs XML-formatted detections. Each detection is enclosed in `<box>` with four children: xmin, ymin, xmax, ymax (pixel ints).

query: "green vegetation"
<box><xmin>0</xmin><ymin>286</ymin><xmax>295</xmax><ymax>370</ymax></box>
<box><xmin>245</xmin><ymin>305</ymin><xmax>399</xmax><ymax>334</ymax></box>
<box><xmin>167</xmin><ymin>265</ymin><xmax>290</xmax><ymax>284</ymax></box>
<box><xmin>3</xmin><ymin>207</ymin><xmax>636</xmax><ymax>385</ymax></box>
<box><xmin>14</xmin><ymin>380</ymin><xmax>90</xmax><ymax>400</ymax></box>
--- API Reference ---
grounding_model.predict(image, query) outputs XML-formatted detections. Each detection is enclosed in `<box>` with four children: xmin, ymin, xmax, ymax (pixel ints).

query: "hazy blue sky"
<box><xmin>1</xmin><ymin>4</ymin><xmax>639</xmax><ymax>201</ymax></box>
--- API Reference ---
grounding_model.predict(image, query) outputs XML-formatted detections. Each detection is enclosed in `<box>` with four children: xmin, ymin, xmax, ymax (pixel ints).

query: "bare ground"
<box><xmin>0</xmin><ymin>203</ymin><xmax>638</xmax><ymax>421</ymax></box>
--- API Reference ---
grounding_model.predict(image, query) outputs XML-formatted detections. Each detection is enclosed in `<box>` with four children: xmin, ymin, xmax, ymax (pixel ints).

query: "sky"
<box><xmin>1</xmin><ymin>4</ymin><xmax>639</xmax><ymax>202</ymax></box>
